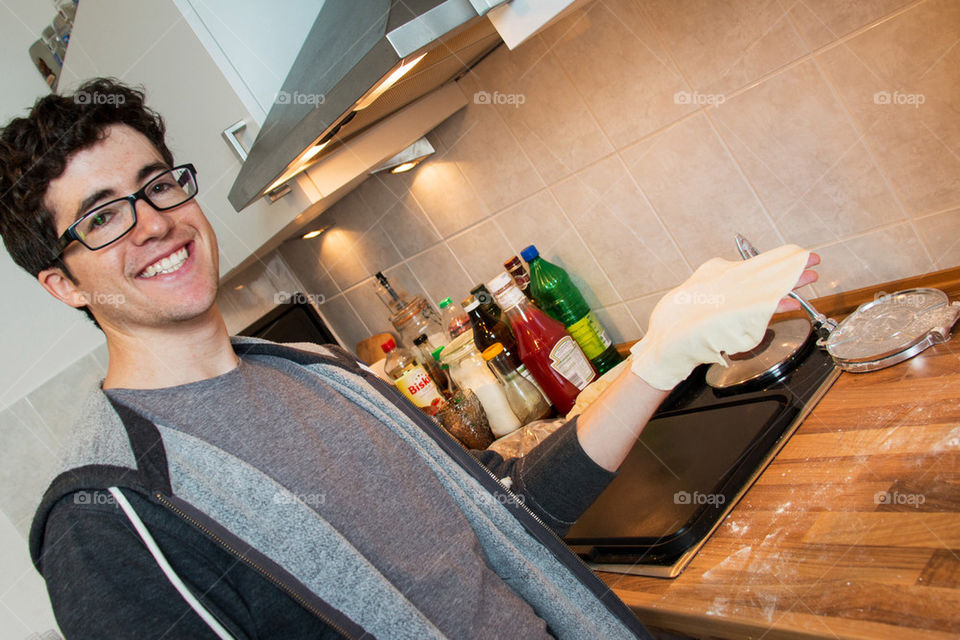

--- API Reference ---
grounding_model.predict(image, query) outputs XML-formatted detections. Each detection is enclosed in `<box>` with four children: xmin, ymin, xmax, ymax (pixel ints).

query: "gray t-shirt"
<box><xmin>106</xmin><ymin>353</ymin><xmax>552</xmax><ymax>639</ymax></box>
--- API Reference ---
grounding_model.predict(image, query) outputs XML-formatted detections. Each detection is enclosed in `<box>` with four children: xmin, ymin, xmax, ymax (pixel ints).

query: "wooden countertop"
<box><xmin>604</xmin><ymin>270</ymin><xmax>960</xmax><ymax>639</ymax></box>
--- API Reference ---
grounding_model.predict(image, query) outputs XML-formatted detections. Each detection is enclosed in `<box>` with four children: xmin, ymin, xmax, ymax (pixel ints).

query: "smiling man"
<box><xmin>0</xmin><ymin>79</ymin><xmax>817</xmax><ymax>639</ymax></box>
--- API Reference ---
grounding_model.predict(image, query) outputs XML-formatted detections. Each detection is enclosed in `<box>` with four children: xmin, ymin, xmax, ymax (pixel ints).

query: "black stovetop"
<box><xmin>564</xmin><ymin>336</ymin><xmax>840</xmax><ymax>578</ymax></box>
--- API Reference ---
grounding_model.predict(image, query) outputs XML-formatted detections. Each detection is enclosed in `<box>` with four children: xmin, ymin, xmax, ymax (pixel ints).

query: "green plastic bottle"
<box><xmin>521</xmin><ymin>245</ymin><xmax>624</xmax><ymax>375</ymax></box>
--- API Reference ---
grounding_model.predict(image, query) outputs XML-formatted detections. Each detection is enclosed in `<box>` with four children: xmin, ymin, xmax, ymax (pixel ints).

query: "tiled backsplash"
<box><xmin>261</xmin><ymin>0</ymin><xmax>960</xmax><ymax>353</ymax></box>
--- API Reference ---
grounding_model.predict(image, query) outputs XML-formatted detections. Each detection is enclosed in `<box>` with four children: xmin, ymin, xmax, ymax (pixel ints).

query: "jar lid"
<box><xmin>390</xmin><ymin>296</ymin><xmax>427</xmax><ymax>327</ymax></box>
<box><xmin>438</xmin><ymin>332</ymin><xmax>478</xmax><ymax>365</ymax></box>
<box><xmin>481</xmin><ymin>343</ymin><xmax>504</xmax><ymax>361</ymax></box>
<box><xmin>438</xmin><ymin>296</ymin><xmax>453</xmax><ymax>309</ymax></box>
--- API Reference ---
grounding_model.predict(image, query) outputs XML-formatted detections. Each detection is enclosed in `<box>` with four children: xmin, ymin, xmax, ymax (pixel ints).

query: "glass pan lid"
<box><xmin>824</xmin><ymin>288</ymin><xmax>954</xmax><ymax>363</ymax></box>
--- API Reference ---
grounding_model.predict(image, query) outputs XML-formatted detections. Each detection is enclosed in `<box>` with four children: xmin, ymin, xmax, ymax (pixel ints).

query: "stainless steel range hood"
<box><xmin>228</xmin><ymin>0</ymin><xmax>507</xmax><ymax>211</ymax></box>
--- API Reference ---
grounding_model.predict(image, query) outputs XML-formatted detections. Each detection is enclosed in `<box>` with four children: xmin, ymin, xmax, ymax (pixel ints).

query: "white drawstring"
<box><xmin>107</xmin><ymin>487</ymin><xmax>236</xmax><ymax>640</ymax></box>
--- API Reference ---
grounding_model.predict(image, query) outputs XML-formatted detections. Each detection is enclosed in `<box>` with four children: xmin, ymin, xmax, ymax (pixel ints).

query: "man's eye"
<box><xmin>150</xmin><ymin>179</ymin><xmax>174</xmax><ymax>194</ymax></box>
<box><xmin>90</xmin><ymin>211</ymin><xmax>114</xmax><ymax>227</ymax></box>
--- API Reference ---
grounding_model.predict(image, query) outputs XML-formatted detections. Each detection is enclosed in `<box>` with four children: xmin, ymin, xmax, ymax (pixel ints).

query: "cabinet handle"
<box><xmin>222</xmin><ymin>120</ymin><xmax>248</xmax><ymax>161</ymax></box>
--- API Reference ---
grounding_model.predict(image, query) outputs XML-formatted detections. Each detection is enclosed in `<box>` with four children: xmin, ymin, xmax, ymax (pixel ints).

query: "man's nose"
<box><xmin>129</xmin><ymin>197</ymin><xmax>174</xmax><ymax>244</ymax></box>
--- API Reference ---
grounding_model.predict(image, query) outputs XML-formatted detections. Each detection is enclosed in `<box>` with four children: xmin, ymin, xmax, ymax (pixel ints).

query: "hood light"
<box><xmin>371</xmin><ymin>137</ymin><xmax>435</xmax><ymax>174</ymax></box>
<box><xmin>301</xmin><ymin>140</ymin><xmax>330</xmax><ymax>163</ymax></box>
<box><xmin>391</xmin><ymin>161</ymin><xmax>421</xmax><ymax>173</ymax></box>
<box><xmin>301</xmin><ymin>224</ymin><xmax>333</xmax><ymax>240</ymax></box>
<box><xmin>354</xmin><ymin>52</ymin><xmax>427</xmax><ymax>111</ymax></box>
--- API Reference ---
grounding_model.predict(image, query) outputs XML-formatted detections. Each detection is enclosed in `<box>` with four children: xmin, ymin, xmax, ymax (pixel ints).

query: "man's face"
<box><xmin>42</xmin><ymin>124</ymin><xmax>220</xmax><ymax>332</ymax></box>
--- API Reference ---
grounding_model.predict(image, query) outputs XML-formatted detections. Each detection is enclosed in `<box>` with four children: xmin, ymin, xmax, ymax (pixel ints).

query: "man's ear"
<box><xmin>38</xmin><ymin>266</ymin><xmax>89</xmax><ymax>309</ymax></box>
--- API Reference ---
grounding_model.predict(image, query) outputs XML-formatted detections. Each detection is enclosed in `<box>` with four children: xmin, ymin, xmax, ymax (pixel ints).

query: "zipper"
<box><xmin>154</xmin><ymin>492</ymin><xmax>355</xmax><ymax>640</ymax></box>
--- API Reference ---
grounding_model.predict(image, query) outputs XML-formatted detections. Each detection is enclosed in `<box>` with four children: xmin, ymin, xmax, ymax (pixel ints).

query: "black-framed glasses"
<box><xmin>54</xmin><ymin>164</ymin><xmax>198</xmax><ymax>257</ymax></box>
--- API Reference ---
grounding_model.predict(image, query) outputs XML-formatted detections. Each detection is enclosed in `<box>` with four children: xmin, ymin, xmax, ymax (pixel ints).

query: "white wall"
<box><xmin>0</xmin><ymin>511</ymin><xmax>59</xmax><ymax>638</ymax></box>
<box><xmin>0</xmin><ymin>0</ymin><xmax>106</xmax><ymax>413</ymax></box>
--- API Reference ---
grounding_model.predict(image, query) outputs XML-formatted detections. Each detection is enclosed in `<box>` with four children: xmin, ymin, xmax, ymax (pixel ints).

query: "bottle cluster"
<box><xmin>374</xmin><ymin>245</ymin><xmax>624</xmax><ymax>449</ymax></box>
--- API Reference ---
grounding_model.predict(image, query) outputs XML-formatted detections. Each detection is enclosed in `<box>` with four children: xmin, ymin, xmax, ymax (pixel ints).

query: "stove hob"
<box><xmin>563</xmin><ymin>334</ymin><xmax>840</xmax><ymax>578</ymax></box>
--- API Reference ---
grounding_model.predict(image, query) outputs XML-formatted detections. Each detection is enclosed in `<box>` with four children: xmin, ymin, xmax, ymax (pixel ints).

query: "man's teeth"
<box><xmin>140</xmin><ymin>247</ymin><xmax>189</xmax><ymax>278</ymax></box>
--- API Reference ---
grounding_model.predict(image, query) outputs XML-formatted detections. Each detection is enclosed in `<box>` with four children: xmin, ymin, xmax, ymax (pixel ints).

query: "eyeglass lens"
<box><xmin>76</xmin><ymin>167</ymin><xmax>196</xmax><ymax>249</ymax></box>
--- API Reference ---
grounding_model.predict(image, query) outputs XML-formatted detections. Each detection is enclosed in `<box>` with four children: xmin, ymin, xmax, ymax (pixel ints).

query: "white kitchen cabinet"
<box><xmin>59</xmin><ymin>0</ymin><xmax>314</xmax><ymax>276</ymax></box>
<box><xmin>171</xmin><ymin>0</ymin><xmax>325</xmax><ymax>125</ymax></box>
<box><xmin>487</xmin><ymin>0</ymin><xmax>596</xmax><ymax>48</ymax></box>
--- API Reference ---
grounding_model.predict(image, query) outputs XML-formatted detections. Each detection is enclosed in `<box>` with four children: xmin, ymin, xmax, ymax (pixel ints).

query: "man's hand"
<box><xmin>630</xmin><ymin>244</ymin><xmax>816</xmax><ymax>391</ymax></box>
<box><xmin>775</xmin><ymin>252</ymin><xmax>821</xmax><ymax>313</ymax></box>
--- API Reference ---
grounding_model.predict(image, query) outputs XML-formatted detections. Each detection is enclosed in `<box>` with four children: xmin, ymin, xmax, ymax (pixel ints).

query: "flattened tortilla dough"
<box><xmin>631</xmin><ymin>244</ymin><xmax>810</xmax><ymax>390</ymax></box>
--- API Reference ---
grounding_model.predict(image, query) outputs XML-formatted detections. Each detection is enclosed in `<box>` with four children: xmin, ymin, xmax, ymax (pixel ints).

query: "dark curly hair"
<box><xmin>0</xmin><ymin>78</ymin><xmax>175</xmax><ymax>326</ymax></box>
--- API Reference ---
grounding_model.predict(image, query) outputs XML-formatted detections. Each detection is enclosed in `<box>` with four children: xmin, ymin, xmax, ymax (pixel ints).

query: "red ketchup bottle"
<box><xmin>487</xmin><ymin>273</ymin><xmax>596</xmax><ymax>414</ymax></box>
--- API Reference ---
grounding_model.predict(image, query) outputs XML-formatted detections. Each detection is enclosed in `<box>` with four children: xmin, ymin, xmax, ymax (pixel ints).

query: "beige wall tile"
<box><xmin>495</xmin><ymin>189</ymin><xmax>620</xmax><ymax>307</ymax></box>
<box><xmin>376</xmin><ymin>200</ymin><xmax>440</xmax><ymax>260</ymax></box>
<box><xmin>277</xmin><ymin>237</ymin><xmax>340</xmax><ymax>301</ymax></box>
<box><xmin>0</xmin><ymin>398</ymin><xmax>60</xmax><ymax>536</ymax></box>
<box><xmin>914</xmin><ymin>207</ymin><xmax>960</xmax><ymax>269</ymax></box>
<box><xmin>342</xmin><ymin>280</ymin><xmax>396</xmax><ymax>340</ymax></box>
<box><xmin>712</xmin><ymin>59</ymin><xmax>903</xmax><ymax>247</ymax></box>
<box><xmin>646</xmin><ymin>0</ymin><xmax>807</xmax><ymax>97</ymax></box>
<box><xmin>592</xmin><ymin>303</ymin><xmax>641</xmax><ymax>345</ymax></box>
<box><xmin>813</xmin><ymin>222</ymin><xmax>935</xmax><ymax>294</ymax></box>
<box><xmin>621</xmin><ymin>113</ymin><xmax>782</xmax><ymax>266</ymax></box>
<box><xmin>625</xmin><ymin>291</ymin><xmax>668</xmax><ymax>335</ymax></box>
<box><xmin>436</xmin><ymin>77</ymin><xmax>545</xmax><ymax>213</ymax></box>
<box><xmin>313</xmin><ymin>226</ymin><xmax>370</xmax><ymax>292</ymax></box>
<box><xmin>357</xmin><ymin>167</ymin><xmax>419</xmax><ymax>215</ymax></box>
<box><xmin>408</xmin><ymin>150</ymin><xmax>489</xmax><ymax>237</ymax></box>
<box><xmin>353</xmin><ymin>225</ymin><xmax>403</xmax><ymax>276</ymax></box>
<box><xmin>405</xmin><ymin>243</ymin><xmax>474</xmax><ymax>306</ymax></box>
<box><xmin>551</xmin><ymin>154</ymin><xmax>691</xmax><ymax>298</ymax></box>
<box><xmin>787</xmin><ymin>0</ymin><xmax>913</xmax><ymax>50</ymax></box>
<box><xmin>467</xmin><ymin>37</ymin><xmax>613</xmax><ymax>183</ymax></box>
<box><xmin>315</xmin><ymin>294</ymin><xmax>370</xmax><ymax>353</ymax></box>
<box><xmin>326</xmin><ymin>188</ymin><xmax>380</xmax><ymax>235</ymax></box>
<box><xmin>445</xmin><ymin>220</ymin><xmax>514</xmax><ymax>287</ymax></box>
<box><xmin>816</xmin><ymin>0</ymin><xmax>960</xmax><ymax>216</ymax></box>
<box><xmin>217</xmin><ymin>253</ymin><xmax>306</xmax><ymax>333</ymax></box>
<box><xmin>540</xmin><ymin>0</ymin><xmax>696</xmax><ymax>149</ymax></box>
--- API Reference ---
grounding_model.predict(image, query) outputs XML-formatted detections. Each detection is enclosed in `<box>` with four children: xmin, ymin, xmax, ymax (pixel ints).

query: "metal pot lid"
<box><xmin>824</xmin><ymin>288</ymin><xmax>959</xmax><ymax>365</ymax></box>
<box><xmin>706</xmin><ymin>318</ymin><xmax>812</xmax><ymax>390</ymax></box>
